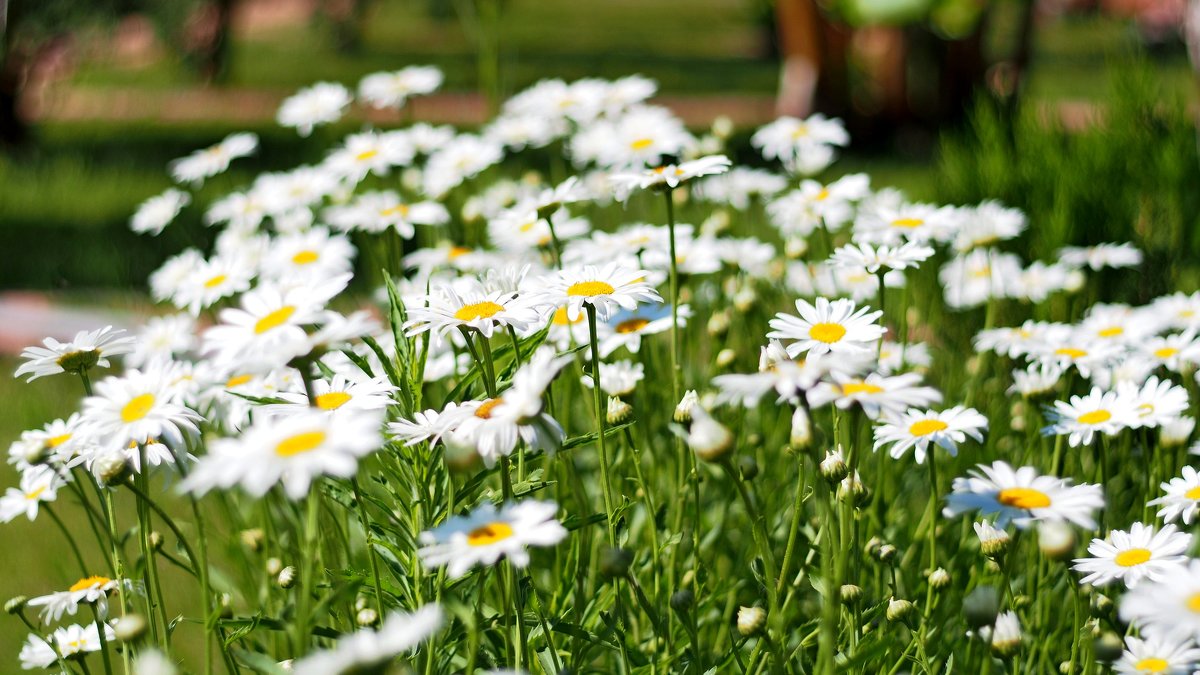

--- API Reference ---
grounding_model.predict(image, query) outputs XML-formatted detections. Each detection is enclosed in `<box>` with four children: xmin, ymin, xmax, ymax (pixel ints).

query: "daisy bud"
<box><xmin>95</xmin><ymin>452</ymin><xmax>132</xmax><ymax>487</ymax></box>
<box><xmin>702</xmin><ymin>209</ymin><xmax>731</xmax><ymax>236</ymax></box>
<box><xmin>5</xmin><ymin>596</ymin><xmax>27</xmax><ymax>614</ymax></box>
<box><xmin>674</xmin><ymin>390</ymin><xmax>700</xmax><ymax>423</ymax></box>
<box><xmin>606</xmin><ymin>397</ymin><xmax>633</xmax><ymax>425</ymax></box>
<box><xmin>864</xmin><ymin>537</ymin><xmax>882</xmax><ymax>557</ymax></box>
<box><xmin>974</xmin><ymin>521</ymin><xmax>1010</xmax><ymax>558</ymax></box>
<box><xmin>356</xmin><ymin>608</ymin><xmax>380</xmax><ymax>628</ymax></box>
<box><xmin>963</xmin><ymin>585</ymin><xmax>999</xmax><ymax>629</ymax></box>
<box><xmin>875</xmin><ymin>544</ymin><xmax>897</xmax><ymax>563</ymax></box>
<box><xmin>707</xmin><ymin>311</ymin><xmax>730</xmax><ymax>337</ymax></box>
<box><xmin>886</xmin><ymin>597</ymin><xmax>914</xmax><ymax>622</ymax></box>
<box><xmin>148</xmin><ymin>531</ymin><xmax>163</xmax><ymax>552</ymax></box>
<box><xmin>400</xmin><ymin>167</ymin><xmax>423</xmax><ymax>193</ymax></box>
<box><xmin>837</xmin><ymin>472</ymin><xmax>866</xmax><ymax>503</ymax></box>
<box><xmin>461</xmin><ymin>198</ymin><xmax>483</xmax><ymax>223</ymax></box>
<box><xmin>736</xmin><ymin>606</ymin><xmax>766</xmax><ymax>636</ymax></box>
<box><xmin>58</xmin><ymin>348</ymin><xmax>102</xmax><ymax>375</ymax></box>
<box><xmin>266</xmin><ymin>558</ymin><xmax>283</xmax><ymax>576</ymax></box>
<box><xmin>733</xmin><ymin>287</ymin><xmax>757</xmax><ymax>312</ymax></box>
<box><xmin>680</xmin><ymin>569</ymin><xmax>695</xmax><ymax>589</ymax></box>
<box><xmin>785</xmin><ymin>238</ymin><xmax>808</xmax><ymax>259</ymax></box>
<box><xmin>278</xmin><ymin>566</ymin><xmax>297</xmax><ymax>589</ymax></box>
<box><xmin>599</xmin><ymin>547</ymin><xmax>633</xmax><ymax>579</ymax></box>
<box><xmin>1091</xmin><ymin>593</ymin><xmax>1113</xmax><ymax>614</ymax></box>
<box><xmin>819</xmin><ymin>448</ymin><xmax>848</xmax><ymax>483</ymax></box>
<box><xmin>1010</xmin><ymin>402</ymin><xmax>1025</xmax><ymax>431</ymax></box>
<box><xmin>737</xmin><ymin>456</ymin><xmax>759</xmax><ymax>481</ymax></box>
<box><xmin>114</xmin><ymin>613</ymin><xmax>148</xmax><ymax>643</ymax></box>
<box><xmin>1161</xmin><ymin>416</ymin><xmax>1195</xmax><ymax>448</ymax></box>
<box><xmin>670</xmin><ymin>589</ymin><xmax>694</xmax><ymax>612</ymax></box>
<box><xmin>716</xmin><ymin>348</ymin><xmax>737</xmax><ymax>368</ymax></box>
<box><xmin>984</xmin><ymin>560</ymin><xmax>1001</xmax><ymax>574</ymax></box>
<box><xmin>1064</xmin><ymin>269</ymin><xmax>1086</xmax><ymax>293</ymax></box>
<box><xmin>711</xmin><ymin>115</ymin><xmax>734</xmax><ymax>140</ymax></box>
<box><xmin>1036</xmin><ymin>521</ymin><xmax>1075</xmax><ymax>560</ymax></box>
<box><xmin>241</xmin><ymin>528</ymin><xmax>265</xmax><ymax>553</ymax></box>
<box><xmin>790</xmin><ymin>407</ymin><xmax>812</xmax><ymax>449</ymax></box>
<box><xmin>840</xmin><ymin>584</ymin><xmax>862</xmax><ymax>604</ymax></box>
<box><xmin>989</xmin><ymin>611</ymin><xmax>1022</xmax><ymax>658</ymax></box>
<box><xmin>219</xmin><ymin>593</ymin><xmax>233</xmax><ymax>619</ymax></box>
<box><xmin>22</xmin><ymin>443</ymin><xmax>52</xmax><ymax>467</ymax></box>
<box><xmin>1092</xmin><ymin>631</ymin><xmax>1123</xmax><ymax>663</ymax></box>
<box><xmin>928</xmin><ymin>567</ymin><xmax>950</xmax><ymax>590</ymax></box>
<box><xmin>687</xmin><ymin>409</ymin><xmax>732</xmax><ymax>462</ymax></box>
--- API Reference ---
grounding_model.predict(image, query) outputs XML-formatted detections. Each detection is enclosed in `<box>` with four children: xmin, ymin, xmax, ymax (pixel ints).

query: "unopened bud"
<box><xmin>737</xmin><ymin>456</ymin><xmax>759</xmax><ymax>480</ymax></box>
<box><xmin>707</xmin><ymin>311</ymin><xmax>730</xmax><ymax>337</ymax></box>
<box><xmin>837</xmin><ymin>471</ymin><xmax>866</xmax><ymax>502</ymax></box>
<box><xmin>736</xmin><ymin>606</ymin><xmax>766</xmax><ymax>636</ymax></box>
<box><xmin>711</xmin><ymin>115</ymin><xmax>734</xmax><ymax>140</ymax></box>
<box><xmin>674</xmin><ymin>391</ymin><xmax>700</xmax><ymax>423</ymax></box>
<box><xmin>974</xmin><ymin>521</ymin><xmax>1010</xmax><ymax>558</ymax></box>
<box><xmin>95</xmin><ymin>452</ymin><xmax>132</xmax><ymax>487</ymax></box>
<box><xmin>5</xmin><ymin>596</ymin><xmax>27</xmax><ymax>614</ymax></box>
<box><xmin>928</xmin><ymin>567</ymin><xmax>950</xmax><ymax>589</ymax></box>
<box><xmin>241</xmin><ymin>529</ymin><xmax>265</xmax><ymax>553</ymax></box>
<box><xmin>785</xmin><ymin>238</ymin><xmax>808</xmax><ymax>259</ymax></box>
<box><xmin>356</xmin><ymin>608</ymin><xmax>380</xmax><ymax>627</ymax></box>
<box><xmin>715</xmin><ymin>348</ymin><xmax>737</xmax><ymax>368</ymax></box>
<box><xmin>886</xmin><ymin>597</ymin><xmax>914</xmax><ymax>622</ymax></box>
<box><xmin>443</xmin><ymin>431</ymin><xmax>482</xmax><ymax>473</ymax></box>
<box><xmin>278</xmin><ymin>566</ymin><xmax>297</xmax><ymax>589</ymax></box>
<box><xmin>1092</xmin><ymin>631</ymin><xmax>1123</xmax><ymax>663</ymax></box>
<box><xmin>1037</xmin><ymin>521</ymin><xmax>1076</xmax><ymax>560</ymax></box>
<box><xmin>266</xmin><ymin>557</ymin><xmax>283</xmax><ymax>576</ymax></box>
<box><xmin>606</xmin><ymin>397</ymin><xmax>633</xmax><ymax>425</ymax></box>
<box><xmin>670</xmin><ymin>589</ymin><xmax>694</xmax><ymax>612</ymax></box>
<box><xmin>114</xmin><ymin>613</ymin><xmax>148</xmax><ymax>642</ymax></box>
<box><xmin>840</xmin><ymin>584</ymin><xmax>862</xmax><ymax>604</ymax></box>
<box><xmin>1092</xmin><ymin>593</ymin><xmax>1113</xmax><ymax>614</ymax></box>
<box><xmin>599</xmin><ymin>547</ymin><xmax>633</xmax><ymax>579</ymax></box>
<box><xmin>875</xmin><ymin>544</ymin><xmax>897</xmax><ymax>563</ymax></box>
<box><xmin>1010</xmin><ymin>402</ymin><xmax>1026</xmax><ymax>431</ymax></box>
<box><xmin>687</xmin><ymin>409</ymin><xmax>732</xmax><ymax>462</ymax></box>
<box><xmin>863</xmin><ymin>537</ymin><xmax>882</xmax><ymax>558</ymax></box>
<box><xmin>148</xmin><ymin>531</ymin><xmax>163</xmax><ymax>552</ymax></box>
<box><xmin>990</xmin><ymin>611</ymin><xmax>1022</xmax><ymax>657</ymax></box>
<box><xmin>790</xmin><ymin>407</ymin><xmax>812</xmax><ymax>449</ymax></box>
<box><xmin>733</xmin><ymin>287</ymin><xmax>756</xmax><ymax>312</ymax></box>
<box><xmin>819</xmin><ymin>448</ymin><xmax>847</xmax><ymax>482</ymax></box>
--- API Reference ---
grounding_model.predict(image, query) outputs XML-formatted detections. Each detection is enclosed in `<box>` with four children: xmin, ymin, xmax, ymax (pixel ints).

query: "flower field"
<box><xmin>4</xmin><ymin>68</ymin><xmax>1200</xmax><ymax>674</ymax></box>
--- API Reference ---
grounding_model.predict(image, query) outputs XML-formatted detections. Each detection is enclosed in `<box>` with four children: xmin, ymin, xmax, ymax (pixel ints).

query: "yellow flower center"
<box><xmin>1097</xmin><ymin>326</ymin><xmax>1124</xmax><ymax>338</ymax></box>
<box><xmin>840</xmin><ymin>381</ymin><xmax>884</xmax><ymax>396</ymax></box>
<box><xmin>815</xmin><ymin>188</ymin><xmax>830</xmax><ymax>201</ymax></box>
<box><xmin>1077</xmin><ymin>410</ymin><xmax>1112</xmax><ymax>425</ymax></box>
<box><xmin>552</xmin><ymin>307</ymin><xmax>584</xmax><ymax>326</ymax></box>
<box><xmin>448</xmin><ymin>246</ymin><xmax>471</xmax><ymax>260</ymax></box>
<box><xmin>1133</xmin><ymin>657</ymin><xmax>1169</xmax><ymax>673</ymax></box>
<box><xmin>891</xmin><ymin>218</ymin><xmax>924</xmax><ymax>228</ymax></box>
<box><xmin>1054</xmin><ymin>347</ymin><xmax>1087</xmax><ymax>358</ymax></box>
<box><xmin>616</xmin><ymin>318</ymin><xmax>651</xmax><ymax>334</ymax></box>
<box><xmin>1188</xmin><ymin>592</ymin><xmax>1200</xmax><ymax>613</ymax></box>
<box><xmin>629</xmin><ymin>138</ymin><xmax>653</xmax><ymax>150</ymax></box>
<box><xmin>204</xmin><ymin>274</ymin><xmax>227</xmax><ymax>289</ymax></box>
<box><xmin>1186</xmin><ymin>486</ymin><xmax>1200</xmax><ymax>500</ymax></box>
<box><xmin>69</xmin><ymin>576</ymin><xmax>111</xmax><ymax>593</ymax></box>
<box><xmin>275</xmin><ymin>431</ymin><xmax>327</xmax><ymax>457</ymax></box>
<box><xmin>997</xmin><ymin>487</ymin><xmax>1051</xmax><ymax>509</ymax></box>
<box><xmin>26</xmin><ymin>486</ymin><xmax>46</xmax><ymax>500</ymax></box>
<box><xmin>1114</xmin><ymin>548</ymin><xmax>1152</xmax><ymax>567</ymax></box>
<box><xmin>1155</xmin><ymin>347</ymin><xmax>1179</xmax><ymax>359</ymax></box>
<box><xmin>380</xmin><ymin>204</ymin><xmax>410</xmax><ymax>217</ymax></box>
<box><xmin>254</xmin><ymin>306</ymin><xmax>296</xmax><ymax>334</ymax></box>
<box><xmin>567</xmin><ymin>281</ymin><xmax>615</xmax><ymax>297</ymax></box>
<box><xmin>791</xmin><ymin>124</ymin><xmax>809</xmax><ymax>138</ymax></box>
<box><xmin>809</xmin><ymin>322</ymin><xmax>847</xmax><ymax>344</ymax></box>
<box><xmin>475</xmin><ymin>398</ymin><xmax>504</xmax><ymax>420</ymax></box>
<box><xmin>292</xmin><ymin>250</ymin><xmax>319</xmax><ymax>265</ymax></box>
<box><xmin>315</xmin><ymin>392</ymin><xmax>352</xmax><ymax>411</ymax></box>
<box><xmin>909</xmin><ymin>419</ymin><xmax>949</xmax><ymax>437</ymax></box>
<box><xmin>226</xmin><ymin>374</ymin><xmax>253</xmax><ymax>388</ymax></box>
<box><xmin>46</xmin><ymin>434</ymin><xmax>72</xmax><ymax>448</ymax></box>
<box><xmin>454</xmin><ymin>301</ymin><xmax>504</xmax><ymax>322</ymax></box>
<box><xmin>120</xmin><ymin>394</ymin><xmax>155</xmax><ymax>423</ymax></box>
<box><xmin>355</xmin><ymin>149</ymin><xmax>379</xmax><ymax>162</ymax></box>
<box><xmin>466</xmin><ymin>521</ymin><xmax>514</xmax><ymax>546</ymax></box>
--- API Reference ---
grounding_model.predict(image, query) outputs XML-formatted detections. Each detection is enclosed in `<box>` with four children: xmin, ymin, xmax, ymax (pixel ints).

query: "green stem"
<box><xmin>585</xmin><ymin>304</ymin><xmax>618</xmax><ymax>547</ymax></box>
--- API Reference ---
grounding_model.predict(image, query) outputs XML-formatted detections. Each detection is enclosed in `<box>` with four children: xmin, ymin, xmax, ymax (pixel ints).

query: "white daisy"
<box><xmin>169</xmin><ymin>132</ymin><xmax>258</xmax><ymax>185</ymax></box>
<box><xmin>131</xmin><ymin>188</ymin><xmax>190</xmax><ymax>235</ymax></box>
<box><xmin>609</xmin><ymin>154</ymin><xmax>731</xmax><ymax>199</ymax></box>
<box><xmin>292</xmin><ymin>605</ymin><xmax>444</xmax><ymax>675</ymax></box>
<box><xmin>15</xmin><ymin>326</ymin><xmax>135</xmax><ymax>382</ymax></box>
<box><xmin>0</xmin><ymin>467</ymin><xmax>62</xmax><ymax>523</ymax></box>
<box><xmin>807</xmin><ymin>371</ymin><xmax>942</xmax><ymax>420</ymax></box>
<box><xmin>418</xmin><ymin>500</ymin><xmax>568</xmax><ymax>578</ymax></box>
<box><xmin>751</xmin><ymin>114</ymin><xmax>848</xmax><ymax>174</ymax></box>
<box><xmin>277</xmin><ymin>82</ymin><xmax>352</xmax><ymax>136</ymax></box>
<box><xmin>27</xmin><ymin>575</ymin><xmax>123</xmax><ymax>623</ymax></box>
<box><xmin>872</xmin><ymin>406</ymin><xmax>988</xmax><ymax>464</ymax></box>
<box><xmin>943</xmin><ymin>460</ymin><xmax>1105</xmax><ymax>530</ymax></box>
<box><xmin>1043</xmin><ymin>386</ymin><xmax>1136</xmax><ymax>447</ymax></box>
<box><xmin>1150</xmin><ymin>466</ymin><xmax>1200</xmax><ymax>525</ymax></box>
<box><xmin>1120</xmin><ymin>560</ymin><xmax>1200</xmax><ymax>641</ymax></box>
<box><xmin>1114</xmin><ymin>631</ymin><xmax>1200</xmax><ymax>675</ymax></box>
<box><xmin>1119</xmin><ymin>376</ymin><xmax>1189</xmax><ymax>429</ymax></box>
<box><xmin>544</xmin><ymin>263</ymin><xmax>662</xmax><ymax>322</ymax></box>
<box><xmin>829</xmin><ymin>241</ymin><xmax>934</xmax><ymax>274</ymax></box>
<box><xmin>405</xmin><ymin>280</ymin><xmax>543</xmax><ymax>339</ymax></box>
<box><xmin>357</xmin><ymin>65</ymin><xmax>444</xmax><ymax>109</ymax></box>
<box><xmin>767</xmin><ymin>297</ymin><xmax>885</xmax><ymax>359</ymax></box>
<box><xmin>581</xmin><ymin>360</ymin><xmax>644</xmax><ymax>397</ymax></box>
<box><xmin>77</xmin><ymin>368</ymin><xmax>200</xmax><ymax>455</ymax></box>
<box><xmin>1072</xmin><ymin>523</ymin><xmax>1191</xmax><ymax>588</ymax></box>
<box><xmin>1059</xmin><ymin>242</ymin><xmax>1142</xmax><ymax>271</ymax></box>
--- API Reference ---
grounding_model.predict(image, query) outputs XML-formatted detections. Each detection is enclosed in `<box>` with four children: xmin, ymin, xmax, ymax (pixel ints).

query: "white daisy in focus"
<box><xmin>872</xmin><ymin>406</ymin><xmax>987</xmax><ymax>464</ymax></box>
<box><xmin>544</xmin><ymin>263</ymin><xmax>662</xmax><ymax>322</ymax></box>
<box><xmin>292</xmin><ymin>604</ymin><xmax>444</xmax><ymax>675</ymax></box>
<box><xmin>418</xmin><ymin>500</ymin><xmax>568</xmax><ymax>578</ymax></box>
<box><xmin>264</xmin><ymin>373</ymin><xmax>397</xmax><ymax>417</ymax></box>
<box><xmin>15</xmin><ymin>326</ymin><xmax>135</xmax><ymax>382</ymax></box>
<box><xmin>1150</xmin><ymin>466</ymin><xmax>1200</xmax><ymax>525</ymax></box>
<box><xmin>181</xmin><ymin>409</ymin><xmax>384</xmax><ymax>500</ymax></box>
<box><xmin>277</xmin><ymin>82</ymin><xmax>352</xmax><ymax>136</ymax></box>
<box><xmin>767</xmin><ymin>297</ymin><xmax>886</xmax><ymax>359</ymax></box>
<box><xmin>944</xmin><ymin>461</ymin><xmax>1104</xmax><ymax>530</ymax></box>
<box><xmin>27</xmin><ymin>575</ymin><xmax>123</xmax><ymax>623</ymax></box>
<box><xmin>77</xmin><ymin>369</ymin><xmax>201</xmax><ymax>454</ymax></box>
<box><xmin>405</xmin><ymin>280</ymin><xmax>543</xmax><ymax>339</ymax></box>
<box><xmin>1113</xmin><ymin>631</ymin><xmax>1200</xmax><ymax>675</ymax></box>
<box><xmin>131</xmin><ymin>188</ymin><xmax>190</xmax><ymax>236</ymax></box>
<box><xmin>169</xmin><ymin>132</ymin><xmax>258</xmax><ymax>185</ymax></box>
<box><xmin>1043</xmin><ymin>386</ymin><xmax>1135</xmax><ymax>447</ymax></box>
<box><xmin>1072</xmin><ymin>523</ymin><xmax>1191</xmax><ymax>588</ymax></box>
<box><xmin>357</xmin><ymin>66</ymin><xmax>444</xmax><ymax>109</ymax></box>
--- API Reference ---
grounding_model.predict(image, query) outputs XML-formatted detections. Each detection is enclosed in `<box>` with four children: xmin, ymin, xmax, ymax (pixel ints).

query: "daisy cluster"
<box><xmin>5</xmin><ymin>65</ymin><xmax>1200</xmax><ymax>673</ymax></box>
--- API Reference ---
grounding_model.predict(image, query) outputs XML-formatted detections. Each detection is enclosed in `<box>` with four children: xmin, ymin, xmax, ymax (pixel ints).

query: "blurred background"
<box><xmin>0</xmin><ymin>0</ymin><xmax>1197</xmax><ymax>659</ymax></box>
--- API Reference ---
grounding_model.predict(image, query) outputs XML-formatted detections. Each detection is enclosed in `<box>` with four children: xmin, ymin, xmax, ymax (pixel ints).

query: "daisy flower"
<box><xmin>1121</xmin><ymin>560</ymin><xmax>1200</xmax><ymax>641</ymax></box>
<box><xmin>943</xmin><ymin>460</ymin><xmax>1105</xmax><ymax>530</ymax></box>
<box><xmin>261</xmin><ymin>227</ymin><xmax>356</xmax><ymax>283</ymax></box>
<box><xmin>0</xmin><ymin>467</ymin><xmax>63</xmax><ymax>523</ymax></box>
<box><xmin>1141</xmin><ymin>331</ymin><xmax>1200</xmax><ymax>372</ymax></box>
<box><xmin>872</xmin><ymin>406</ymin><xmax>988</xmax><ymax>464</ymax></box>
<box><xmin>182</xmin><ymin>409</ymin><xmax>384</xmax><ymax>500</ymax></box>
<box><xmin>1029</xmin><ymin>338</ymin><xmax>1123</xmax><ymax>379</ymax></box>
<box><xmin>829</xmin><ymin>241</ymin><xmax>934</xmax><ymax>274</ymax></box>
<box><xmin>609</xmin><ymin>154</ymin><xmax>731</xmax><ymax>199</ymax></box>
<box><xmin>322</xmin><ymin>130</ymin><xmax>414</xmax><ymax>183</ymax></box>
<box><xmin>357</xmin><ymin>65</ymin><xmax>444</xmax><ymax>109</ymax></box>
<box><xmin>1119</xmin><ymin>376</ymin><xmax>1189</xmax><ymax>429</ymax></box>
<box><xmin>939</xmin><ymin>249</ymin><xmax>1023</xmax><ymax>309</ymax></box>
<box><xmin>581</xmin><ymin>360</ymin><xmax>644</xmax><ymax>396</ymax></box>
<box><xmin>598</xmin><ymin>302</ymin><xmax>683</xmax><ymax>357</ymax></box>
<box><xmin>126</xmin><ymin>313</ymin><xmax>197</xmax><ymax>368</ymax></box>
<box><xmin>767</xmin><ymin>297</ymin><xmax>885</xmax><ymax>359</ymax></box>
<box><xmin>807</xmin><ymin>371</ymin><xmax>942</xmax><ymax>420</ymax></box>
<box><xmin>388</xmin><ymin>403</ymin><xmax>476</xmax><ymax>448</ymax></box>
<box><xmin>15</xmin><ymin>325</ymin><xmax>135</xmax><ymax>382</ymax></box>
<box><xmin>422</xmin><ymin>134</ymin><xmax>504</xmax><ymax>197</ymax></box>
<box><xmin>952</xmin><ymin>200</ymin><xmax>1027</xmax><ymax>252</ymax></box>
<box><xmin>131</xmin><ymin>188</ymin><xmax>190</xmax><ymax>236</ymax></box>
<box><xmin>876</xmin><ymin>340</ymin><xmax>931</xmax><ymax>375</ymax></box>
<box><xmin>1072</xmin><ymin>523</ymin><xmax>1191</xmax><ymax>588</ymax></box>
<box><xmin>854</xmin><ymin>202</ymin><xmax>957</xmax><ymax>245</ymax></box>
<box><xmin>544</xmin><ymin>263</ymin><xmax>662</xmax><ymax>322</ymax></box>
<box><xmin>575</xmin><ymin>105</ymin><xmax>693</xmax><ymax>168</ymax></box>
<box><xmin>77</xmin><ymin>368</ymin><xmax>201</xmax><ymax>454</ymax></box>
<box><xmin>751</xmin><ymin>114</ymin><xmax>848</xmax><ymax>174</ymax></box>
<box><xmin>1008</xmin><ymin>363</ymin><xmax>1063</xmax><ymax>397</ymax></box>
<box><xmin>1150</xmin><ymin>466</ymin><xmax>1200</xmax><ymax>525</ymax></box>
<box><xmin>1114</xmin><ymin>631</ymin><xmax>1200</xmax><ymax>675</ymax></box>
<box><xmin>405</xmin><ymin>280</ymin><xmax>543</xmax><ymax>339</ymax></box>
<box><xmin>264</xmin><ymin>373</ymin><xmax>397</xmax><ymax>417</ymax></box>
<box><xmin>766</xmin><ymin>174</ymin><xmax>870</xmax><ymax>237</ymax></box>
<box><xmin>167</xmin><ymin>252</ymin><xmax>256</xmax><ymax>316</ymax></box>
<box><xmin>324</xmin><ymin>191</ymin><xmax>449</xmax><ymax>237</ymax></box>
<box><xmin>418</xmin><ymin>500</ymin><xmax>568</xmax><ymax>578</ymax></box>
<box><xmin>277</xmin><ymin>82</ymin><xmax>352</xmax><ymax>136</ymax></box>
<box><xmin>20</xmin><ymin>622</ymin><xmax>115</xmax><ymax>668</ymax></box>
<box><xmin>27</xmin><ymin>575</ymin><xmax>123</xmax><ymax>623</ymax></box>
<box><xmin>292</xmin><ymin>605</ymin><xmax>444</xmax><ymax>675</ymax></box>
<box><xmin>1059</xmin><ymin>242</ymin><xmax>1143</xmax><ymax>270</ymax></box>
<box><xmin>1043</xmin><ymin>386</ymin><xmax>1136</xmax><ymax>447</ymax></box>
<box><xmin>169</xmin><ymin>132</ymin><xmax>258</xmax><ymax>185</ymax></box>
